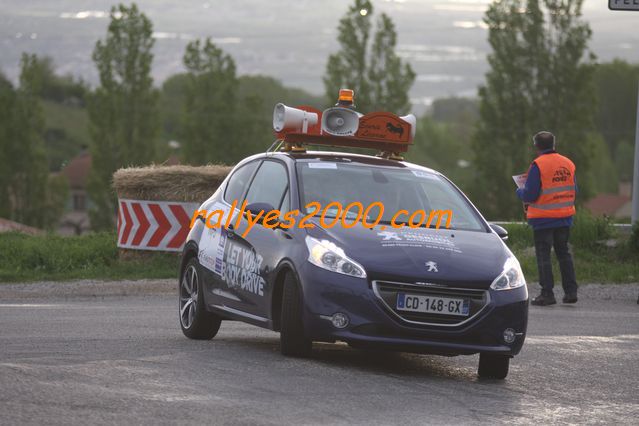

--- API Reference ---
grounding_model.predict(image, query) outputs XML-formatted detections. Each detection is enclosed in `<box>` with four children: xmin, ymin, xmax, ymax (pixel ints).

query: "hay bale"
<box><xmin>112</xmin><ymin>164</ymin><xmax>232</xmax><ymax>203</ymax></box>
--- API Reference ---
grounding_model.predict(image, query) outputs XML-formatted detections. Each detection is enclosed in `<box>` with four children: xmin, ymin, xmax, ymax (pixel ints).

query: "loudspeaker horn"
<box><xmin>321</xmin><ymin>107</ymin><xmax>360</xmax><ymax>136</ymax></box>
<box><xmin>273</xmin><ymin>103</ymin><xmax>319</xmax><ymax>134</ymax></box>
<box><xmin>399</xmin><ymin>114</ymin><xmax>417</xmax><ymax>139</ymax></box>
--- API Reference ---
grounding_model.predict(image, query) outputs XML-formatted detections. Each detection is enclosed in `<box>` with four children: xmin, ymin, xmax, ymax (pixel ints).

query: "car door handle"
<box><xmin>226</xmin><ymin>224</ymin><xmax>236</xmax><ymax>239</ymax></box>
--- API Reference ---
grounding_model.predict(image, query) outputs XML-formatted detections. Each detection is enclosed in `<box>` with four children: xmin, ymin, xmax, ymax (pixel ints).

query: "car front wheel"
<box><xmin>478</xmin><ymin>353</ymin><xmax>510</xmax><ymax>379</ymax></box>
<box><xmin>179</xmin><ymin>258</ymin><xmax>221</xmax><ymax>340</ymax></box>
<box><xmin>280</xmin><ymin>272</ymin><xmax>312</xmax><ymax>357</ymax></box>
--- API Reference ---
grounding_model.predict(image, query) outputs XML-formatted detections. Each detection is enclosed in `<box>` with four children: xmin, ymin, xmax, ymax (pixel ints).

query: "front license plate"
<box><xmin>396</xmin><ymin>293</ymin><xmax>470</xmax><ymax>316</ymax></box>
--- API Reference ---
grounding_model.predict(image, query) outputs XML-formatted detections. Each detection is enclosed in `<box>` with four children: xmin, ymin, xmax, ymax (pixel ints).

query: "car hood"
<box><xmin>307</xmin><ymin>220</ymin><xmax>510</xmax><ymax>288</ymax></box>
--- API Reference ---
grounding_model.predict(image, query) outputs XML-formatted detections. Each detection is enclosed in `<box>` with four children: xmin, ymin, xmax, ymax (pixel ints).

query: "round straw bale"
<box><xmin>112</xmin><ymin>164</ymin><xmax>232</xmax><ymax>203</ymax></box>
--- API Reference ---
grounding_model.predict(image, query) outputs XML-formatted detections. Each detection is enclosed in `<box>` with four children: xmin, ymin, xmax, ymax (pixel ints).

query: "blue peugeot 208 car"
<box><xmin>179</xmin><ymin>147</ymin><xmax>529</xmax><ymax>379</ymax></box>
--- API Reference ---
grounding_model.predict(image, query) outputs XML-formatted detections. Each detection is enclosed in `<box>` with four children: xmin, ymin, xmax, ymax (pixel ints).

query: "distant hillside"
<box><xmin>160</xmin><ymin>73</ymin><xmax>324</xmax><ymax>143</ymax></box>
<box><xmin>237</xmin><ymin>75</ymin><xmax>325</xmax><ymax>112</ymax></box>
<box><xmin>40</xmin><ymin>73</ymin><xmax>324</xmax><ymax>170</ymax></box>
<box><xmin>42</xmin><ymin>99</ymin><xmax>89</xmax><ymax>171</ymax></box>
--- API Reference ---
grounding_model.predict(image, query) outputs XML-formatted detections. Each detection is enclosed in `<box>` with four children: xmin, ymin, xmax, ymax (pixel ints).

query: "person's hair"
<box><xmin>533</xmin><ymin>131</ymin><xmax>555</xmax><ymax>150</ymax></box>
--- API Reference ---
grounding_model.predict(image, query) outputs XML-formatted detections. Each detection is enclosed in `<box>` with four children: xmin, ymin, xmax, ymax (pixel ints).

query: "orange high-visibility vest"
<box><xmin>526</xmin><ymin>152</ymin><xmax>576</xmax><ymax>219</ymax></box>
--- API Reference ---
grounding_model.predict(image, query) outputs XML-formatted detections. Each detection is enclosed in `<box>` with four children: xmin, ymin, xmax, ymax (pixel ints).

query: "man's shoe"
<box><xmin>531</xmin><ymin>293</ymin><xmax>556</xmax><ymax>306</ymax></box>
<box><xmin>562</xmin><ymin>293</ymin><xmax>578</xmax><ymax>304</ymax></box>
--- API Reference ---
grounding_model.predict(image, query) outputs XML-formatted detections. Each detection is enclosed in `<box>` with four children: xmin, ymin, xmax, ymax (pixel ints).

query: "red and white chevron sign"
<box><xmin>117</xmin><ymin>199</ymin><xmax>200</xmax><ymax>252</ymax></box>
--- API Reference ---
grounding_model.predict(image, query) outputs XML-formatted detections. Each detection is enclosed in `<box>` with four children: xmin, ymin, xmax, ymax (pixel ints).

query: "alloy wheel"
<box><xmin>179</xmin><ymin>264</ymin><xmax>198</xmax><ymax>329</ymax></box>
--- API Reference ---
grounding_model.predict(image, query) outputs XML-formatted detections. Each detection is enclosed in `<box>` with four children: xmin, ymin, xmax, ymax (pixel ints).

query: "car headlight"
<box><xmin>490</xmin><ymin>256</ymin><xmax>526</xmax><ymax>291</ymax></box>
<box><xmin>305</xmin><ymin>236</ymin><xmax>366</xmax><ymax>278</ymax></box>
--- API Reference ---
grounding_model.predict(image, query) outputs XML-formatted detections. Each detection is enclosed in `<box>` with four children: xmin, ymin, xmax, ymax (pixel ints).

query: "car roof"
<box><xmin>254</xmin><ymin>150</ymin><xmax>440</xmax><ymax>175</ymax></box>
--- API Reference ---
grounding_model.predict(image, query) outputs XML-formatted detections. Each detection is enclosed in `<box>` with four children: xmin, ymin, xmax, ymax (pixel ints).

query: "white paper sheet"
<box><xmin>512</xmin><ymin>173</ymin><xmax>528</xmax><ymax>189</ymax></box>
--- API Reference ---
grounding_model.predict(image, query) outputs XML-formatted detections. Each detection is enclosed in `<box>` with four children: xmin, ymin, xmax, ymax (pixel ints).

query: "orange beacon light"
<box><xmin>337</xmin><ymin>89</ymin><xmax>355</xmax><ymax>107</ymax></box>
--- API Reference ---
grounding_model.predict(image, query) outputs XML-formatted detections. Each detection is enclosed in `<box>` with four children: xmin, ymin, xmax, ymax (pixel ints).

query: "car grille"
<box><xmin>372</xmin><ymin>280</ymin><xmax>490</xmax><ymax>327</ymax></box>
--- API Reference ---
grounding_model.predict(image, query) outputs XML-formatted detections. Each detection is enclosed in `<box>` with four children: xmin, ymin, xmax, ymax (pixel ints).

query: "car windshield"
<box><xmin>296</xmin><ymin>160</ymin><xmax>485</xmax><ymax>231</ymax></box>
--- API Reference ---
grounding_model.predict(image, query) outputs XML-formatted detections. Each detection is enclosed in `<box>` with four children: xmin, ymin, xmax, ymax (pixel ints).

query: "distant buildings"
<box><xmin>58</xmin><ymin>150</ymin><xmax>91</xmax><ymax>235</ymax></box>
<box><xmin>585</xmin><ymin>182</ymin><xmax>632</xmax><ymax>220</ymax></box>
<box><xmin>0</xmin><ymin>217</ymin><xmax>42</xmax><ymax>235</ymax></box>
<box><xmin>55</xmin><ymin>149</ymin><xmax>182</xmax><ymax>235</ymax></box>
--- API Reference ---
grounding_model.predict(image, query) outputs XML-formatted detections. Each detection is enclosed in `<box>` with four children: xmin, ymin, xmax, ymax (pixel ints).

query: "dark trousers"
<box><xmin>533</xmin><ymin>226</ymin><xmax>578</xmax><ymax>295</ymax></box>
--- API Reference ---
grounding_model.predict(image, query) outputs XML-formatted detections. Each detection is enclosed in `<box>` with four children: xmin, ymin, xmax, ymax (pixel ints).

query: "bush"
<box><xmin>570</xmin><ymin>210</ymin><xmax>615</xmax><ymax>248</ymax></box>
<box><xmin>502</xmin><ymin>211</ymin><xmax>639</xmax><ymax>283</ymax></box>
<box><xmin>504</xmin><ymin>210</ymin><xmax>614</xmax><ymax>249</ymax></box>
<box><xmin>629</xmin><ymin>222</ymin><xmax>639</xmax><ymax>253</ymax></box>
<box><xmin>502</xmin><ymin>223</ymin><xmax>532</xmax><ymax>248</ymax></box>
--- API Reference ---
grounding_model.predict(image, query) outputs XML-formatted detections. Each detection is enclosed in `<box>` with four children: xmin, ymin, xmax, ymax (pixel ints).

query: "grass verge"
<box><xmin>0</xmin><ymin>232</ymin><xmax>178</xmax><ymax>282</ymax></box>
<box><xmin>504</xmin><ymin>212</ymin><xmax>639</xmax><ymax>283</ymax></box>
<box><xmin>1</xmin><ymin>213</ymin><xmax>637</xmax><ymax>283</ymax></box>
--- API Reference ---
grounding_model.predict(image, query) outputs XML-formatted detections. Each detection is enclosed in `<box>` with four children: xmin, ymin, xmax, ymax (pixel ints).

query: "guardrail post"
<box><xmin>632</xmin><ymin>81</ymin><xmax>639</xmax><ymax>225</ymax></box>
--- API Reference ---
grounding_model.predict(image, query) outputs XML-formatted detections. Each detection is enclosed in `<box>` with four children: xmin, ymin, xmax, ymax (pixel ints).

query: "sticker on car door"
<box><xmin>221</xmin><ymin>240</ymin><xmax>265</xmax><ymax>296</ymax></box>
<box><xmin>198</xmin><ymin>201</ymin><xmax>231</xmax><ymax>276</ymax></box>
<box><xmin>198</xmin><ymin>226</ymin><xmax>227</xmax><ymax>276</ymax></box>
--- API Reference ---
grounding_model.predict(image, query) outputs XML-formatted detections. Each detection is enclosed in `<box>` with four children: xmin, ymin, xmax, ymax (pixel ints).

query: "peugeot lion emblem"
<box><xmin>425</xmin><ymin>261</ymin><xmax>438</xmax><ymax>272</ymax></box>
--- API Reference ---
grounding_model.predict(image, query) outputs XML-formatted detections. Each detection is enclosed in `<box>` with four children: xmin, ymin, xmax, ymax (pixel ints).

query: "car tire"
<box><xmin>478</xmin><ymin>353</ymin><xmax>510</xmax><ymax>379</ymax></box>
<box><xmin>280</xmin><ymin>272</ymin><xmax>312</xmax><ymax>357</ymax></box>
<box><xmin>179</xmin><ymin>257</ymin><xmax>221</xmax><ymax>340</ymax></box>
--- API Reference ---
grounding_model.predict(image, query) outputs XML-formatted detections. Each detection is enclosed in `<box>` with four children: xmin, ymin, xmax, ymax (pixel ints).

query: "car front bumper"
<box><xmin>298</xmin><ymin>264</ymin><xmax>529</xmax><ymax>356</ymax></box>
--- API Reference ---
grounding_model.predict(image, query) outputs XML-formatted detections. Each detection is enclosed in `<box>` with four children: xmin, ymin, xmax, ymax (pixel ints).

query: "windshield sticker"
<box><xmin>411</xmin><ymin>170</ymin><xmax>439</xmax><ymax>179</ymax></box>
<box><xmin>377</xmin><ymin>229</ymin><xmax>462</xmax><ymax>253</ymax></box>
<box><xmin>308</xmin><ymin>162</ymin><xmax>337</xmax><ymax>169</ymax></box>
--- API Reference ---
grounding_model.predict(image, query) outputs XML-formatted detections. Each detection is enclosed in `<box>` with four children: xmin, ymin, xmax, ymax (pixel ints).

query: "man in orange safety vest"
<box><xmin>516</xmin><ymin>131</ymin><xmax>578</xmax><ymax>306</ymax></box>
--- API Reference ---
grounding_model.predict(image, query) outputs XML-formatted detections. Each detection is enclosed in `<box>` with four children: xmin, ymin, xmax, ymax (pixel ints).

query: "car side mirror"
<box><xmin>489</xmin><ymin>223</ymin><xmax>508</xmax><ymax>241</ymax></box>
<box><xmin>245</xmin><ymin>202</ymin><xmax>279</xmax><ymax>227</ymax></box>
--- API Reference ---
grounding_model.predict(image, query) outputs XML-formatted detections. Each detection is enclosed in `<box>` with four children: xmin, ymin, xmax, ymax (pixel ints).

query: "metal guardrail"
<box><xmin>492</xmin><ymin>222</ymin><xmax>634</xmax><ymax>235</ymax></box>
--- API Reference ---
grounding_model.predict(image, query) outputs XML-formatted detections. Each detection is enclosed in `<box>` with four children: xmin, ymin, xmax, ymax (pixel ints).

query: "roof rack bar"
<box><xmin>282</xmin><ymin>133</ymin><xmax>410</xmax><ymax>153</ymax></box>
<box><xmin>266</xmin><ymin>139</ymin><xmax>283</xmax><ymax>154</ymax></box>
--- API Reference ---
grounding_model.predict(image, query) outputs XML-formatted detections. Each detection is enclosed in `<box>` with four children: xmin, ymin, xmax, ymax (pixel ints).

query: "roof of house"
<box><xmin>0</xmin><ymin>218</ymin><xmax>43</xmax><ymax>235</ymax></box>
<box><xmin>164</xmin><ymin>155</ymin><xmax>180</xmax><ymax>166</ymax></box>
<box><xmin>59</xmin><ymin>151</ymin><xmax>183</xmax><ymax>190</ymax></box>
<box><xmin>61</xmin><ymin>150</ymin><xmax>92</xmax><ymax>190</ymax></box>
<box><xmin>585</xmin><ymin>193</ymin><xmax>631</xmax><ymax>217</ymax></box>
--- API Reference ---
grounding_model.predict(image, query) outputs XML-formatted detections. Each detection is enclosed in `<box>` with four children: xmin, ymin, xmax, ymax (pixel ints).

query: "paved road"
<box><xmin>0</xmin><ymin>286</ymin><xmax>637</xmax><ymax>425</ymax></box>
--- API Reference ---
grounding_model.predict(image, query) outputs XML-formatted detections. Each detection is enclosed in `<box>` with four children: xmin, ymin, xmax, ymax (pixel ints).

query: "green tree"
<box><xmin>614</xmin><ymin>140</ymin><xmax>635</xmax><ymax>183</ymax></box>
<box><xmin>88</xmin><ymin>3</ymin><xmax>159</xmax><ymax>230</ymax></box>
<box><xmin>408</xmin><ymin>116</ymin><xmax>473</xmax><ymax>188</ymax></box>
<box><xmin>1</xmin><ymin>55</ymin><xmax>50</xmax><ymax>227</ymax></box>
<box><xmin>43</xmin><ymin>174</ymin><xmax>70</xmax><ymax>229</ymax></box>
<box><xmin>473</xmin><ymin>0</ymin><xmax>598</xmax><ymax>219</ymax></box>
<box><xmin>593</xmin><ymin>60</ymin><xmax>639</xmax><ymax>155</ymax></box>
<box><xmin>0</xmin><ymin>73</ymin><xmax>15</xmax><ymax>220</ymax></box>
<box><xmin>160</xmin><ymin>73</ymin><xmax>189</xmax><ymax>144</ymax></box>
<box><xmin>233</xmin><ymin>93</ymin><xmax>271</xmax><ymax>160</ymax></box>
<box><xmin>20</xmin><ymin>56</ymin><xmax>90</xmax><ymax>172</ymax></box>
<box><xmin>431</xmin><ymin>97</ymin><xmax>479</xmax><ymax>124</ymax></box>
<box><xmin>237</xmin><ymin>75</ymin><xmax>324</xmax><ymax>113</ymax></box>
<box><xmin>162</xmin><ymin>72</ymin><xmax>324</xmax><ymax>164</ymax></box>
<box><xmin>588</xmin><ymin>133</ymin><xmax>617</xmax><ymax>194</ymax></box>
<box><xmin>25</xmin><ymin>55</ymin><xmax>88</xmax><ymax>105</ymax></box>
<box><xmin>428</xmin><ymin>97</ymin><xmax>478</xmax><ymax>186</ymax></box>
<box><xmin>324</xmin><ymin>0</ymin><xmax>415</xmax><ymax>114</ymax></box>
<box><xmin>181</xmin><ymin>38</ymin><xmax>238</xmax><ymax>165</ymax></box>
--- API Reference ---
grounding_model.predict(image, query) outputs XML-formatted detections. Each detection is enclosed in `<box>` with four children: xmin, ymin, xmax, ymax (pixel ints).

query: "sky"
<box><xmin>1</xmin><ymin>0</ymin><xmax>638</xmax><ymax>110</ymax></box>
